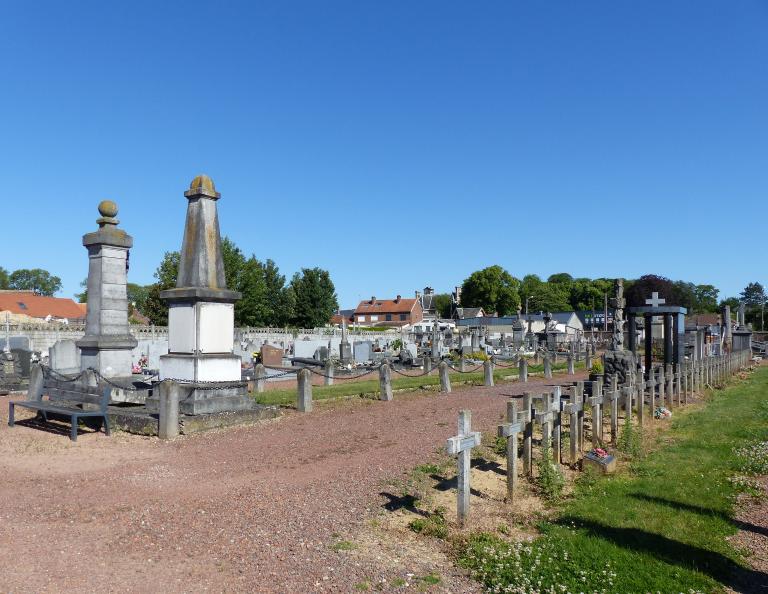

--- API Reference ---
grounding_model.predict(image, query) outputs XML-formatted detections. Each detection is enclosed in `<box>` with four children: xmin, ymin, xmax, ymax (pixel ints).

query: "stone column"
<box><xmin>76</xmin><ymin>201</ymin><xmax>137</xmax><ymax>378</ymax></box>
<box><xmin>543</xmin><ymin>355</ymin><xmax>552</xmax><ymax>379</ymax></box>
<box><xmin>519</xmin><ymin>358</ymin><xmax>528</xmax><ymax>382</ymax></box>
<box><xmin>438</xmin><ymin>361</ymin><xmax>451</xmax><ymax>393</ymax></box>
<box><xmin>297</xmin><ymin>368</ymin><xmax>312</xmax><ymax>412</ymax></box>
<box><xmin>379</xmin><ymin>363</ymin><xmax>393</xmax><ymax>401</ymax></box>
<box><xmin>158</xmin><ymin>381</ymin><xmax>180</xmax><ymax>440</ymax></box>
<box><xmin>483</xmin><ymin>359</ymin><xmax>494</xmax><ymax>387</ymax></box>
<box><xmin>324</xmin><ymin>360</ymin><xmax>334</xmax><ymax>386</ymax></box>
<box><xmin>254</xmin><ymin>363</ymin><xmax>266</xmax><ymax>393</ymax></box>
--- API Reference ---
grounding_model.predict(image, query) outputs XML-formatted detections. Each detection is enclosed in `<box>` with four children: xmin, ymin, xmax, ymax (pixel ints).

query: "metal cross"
<box><xmin>645</xmin><ymin>292</ymin><xmax>666</xmax><ymax>308</ymax></box>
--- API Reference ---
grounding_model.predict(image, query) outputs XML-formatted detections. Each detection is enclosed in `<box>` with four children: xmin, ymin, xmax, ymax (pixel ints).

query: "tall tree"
<box><xmin>740</xmin><ymin>282</ymin><xmax>766</xmax><ymax>307</ymax></box>
<box><xmin>461</xmin><ymin>265</ymin><xmax>521</xmax><ymax>316</ymax></box>
<box><xmin>143</xmin><ymin>251</ymin><xmax>180</xmax><ymax>326</ymax></box>
<box><xmin>625</xmin><ymin>274</ymin><xmax>676</xmax><ymax>308</ymax></box>
<box><xmin>694</xmin><ymin>284</ymin><xmax>719</xmax><ymax>313</ymax></box>
<box><xmin>432</xmin><ymin>293</ymin><xmax>453</xmax><ymax>319</ymax></box>
<box><xmin>263</xmin><ymin>259</ymin><xmax>294</xmax><ymax>326</ymax></box>
<box><xmin>0</xmin><ymin>266</ymin><xmax>9</xmax><ymax>289</ymax></box>
<box><xmin>290</xmin><ymin>267</ymin><xmax>338</xmax><ymax>328</ymax></box>
<box><xmin>236</xmin><ymin>256</ymin><xmax>269</xmax><ymax>326</ymax></box>
<box><xmin>8</xmin><ymin>268</ymin><xmax>62</xmax><ymax>296</ymax></box>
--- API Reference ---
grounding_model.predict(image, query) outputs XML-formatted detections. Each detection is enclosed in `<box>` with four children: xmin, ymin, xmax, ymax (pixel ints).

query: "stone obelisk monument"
<box><xmin>76</xmin><ymin>201</ymin><xmax>137</xmax><ymax>378</ymax></box>
<box><xmin>158</xmin><ymin>175</ymin><xmax>252</xmax><ymax>414</ymax></box>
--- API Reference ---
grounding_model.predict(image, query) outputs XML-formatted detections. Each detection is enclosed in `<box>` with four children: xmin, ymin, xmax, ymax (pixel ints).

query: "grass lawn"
<box><xmin>459</xmin><ymin>365</ymin><xmax>768</xmax><ymax>593</ymax></box>
<box><xmin>253</xmin><ymin>361</ymin><xmax>581</xmax><ymax>407</ymax></box>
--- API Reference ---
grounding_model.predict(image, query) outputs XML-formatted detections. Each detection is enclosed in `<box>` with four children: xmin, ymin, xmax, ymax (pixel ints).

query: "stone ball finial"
<box><xmin>190</xmin><ymin>174</ymin><xmax>216</xmax><ymax>193</ymax></box>
<box><xmin>98</xmin><ymin>200</ymin><xmax>119</xmax><ymax>218</ymax></box>
<box><xmin>185</xmin><ymin>174</ymin><xmax>221</xmax><ymax>199</ymax></box>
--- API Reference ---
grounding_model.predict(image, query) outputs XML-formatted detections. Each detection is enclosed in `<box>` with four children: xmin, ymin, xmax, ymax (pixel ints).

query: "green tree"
<box><xmin>290</xmin><ymin>267</ymin><xmax>339</xmax><ymax>328</ymax></box>
<box><xmin>519</xmin><ymin>274</ymin><xmax>544</xmax><ymax>314</ymax></box>
<box><xmin>76</xmin><ymin>278</ymin><xmax>88</xmax><ymax>303</ymax></box>
<box><xmin>0</xmin><ymin>267</ymin><xmax>9</xmax><ymax>289</ymax></box>
<box><xmin>461</xmin><ymin>265</ymin><xmax>521</xmax><ymax>316</ymax></box>
<box><xmin>236</xmin><ymin>256</ymin><xmax>269</xmax><ymax>326</ymax></box>
<box><xmin>432</xmin><ymin>293</ymin><xmax>453</xmax><ymax>319</ymax></box>
<box><xmin>740</xmin><ymin>282</ymin><xmax>766</xmax><ymax>308</ymax></box>
<box><xmin>263</xmin><ymin>259</ymin><xmax>294</xmax><ymax>326</ymax></box>
<box><xmin>694</xmin><ymin>284</ymin><xmax>719</xmax><ymax>313</ymax></box>
<box><xmin>143</xmin><ymin>251</ymin><xmax>180</xmax><ymax>326</ymax></box>
<box><xmin>625</xmin><ymin>274</ymin><xmax>676</xmax><ymax>308</ymax></box>
<box><xmin>8</xmin><ymin>268</ymin><xmax>62</xmax><ymax>296</ymax></box>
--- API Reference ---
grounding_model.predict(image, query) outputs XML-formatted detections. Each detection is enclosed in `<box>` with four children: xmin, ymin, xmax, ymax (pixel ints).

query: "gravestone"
<box><xmin>260</xmin><ymin>344</ymin><xmax>283</xmax><ymax>367</ymax></box>
<box><xmin>157</xmin><ymin>175</ymin><xmax>252</xmax><ymax>414</ymax></box>
<box><xmin>354</xmin><ymin>341</ymin><xmax>372</xmax><ymax>363</ymax></box>
<box><xmin>50</xmin><ymin>340</ymin><xmax>81</xmax><ymax>372</ymax></box>
<box><xmin>76</xmin><ymin>200</ymin><xmax>138</xmax><ymax>377</ymax></box>
<box><xmin>446</xmin><ymin>410</ymin><xmax>481</xmax><ymax>527</ymax></box>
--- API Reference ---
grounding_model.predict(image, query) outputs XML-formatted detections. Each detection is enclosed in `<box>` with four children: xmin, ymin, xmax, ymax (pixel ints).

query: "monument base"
<box><xmin>604</xmin><ymin>350</ymin><xmax>636</xmax><ymax>385</ymax></box>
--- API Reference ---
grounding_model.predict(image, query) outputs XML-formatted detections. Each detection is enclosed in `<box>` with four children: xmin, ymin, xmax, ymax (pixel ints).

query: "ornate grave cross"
<box><xmin>497</xmin><ymin>400</ymin><xmax>524</xmax><ymax>502</ymax></box>
<box><xmin>645</xmin><ymin>292</ymin><xmax>666</xmax><ymax>308</ymax></box>
<box><xmin>446</xmin><ymin>410</ymin><xmax>482</xmax><ymax>527</ymax></box>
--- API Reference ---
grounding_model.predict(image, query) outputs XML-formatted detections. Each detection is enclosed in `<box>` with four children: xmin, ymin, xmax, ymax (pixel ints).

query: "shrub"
<box><xmin>590</xmin><ymin>359</ymin><xmax>604</xmax><ymax>375</ymax></box>
<box><xmin>408</xmin><ymin>507</ymin><xmax>449</xmax><ymax>538</ymax></box>
<box><xmin>536</xmin><ymin>442</ymin><xmax>565</xmax><ymax>502</ymax></box>
<box><xmin>617</xmin><ymin>416</ymin><xmax>642</xmax><ymax>459</ymax></box>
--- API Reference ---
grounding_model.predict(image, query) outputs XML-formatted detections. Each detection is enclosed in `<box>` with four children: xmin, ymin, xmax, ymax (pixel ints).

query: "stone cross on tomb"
<box><xmin>645</xmin><ymin>292</ymin><xmax>666</xmax><ymax>308</ymax></box>
<box><xmin>497</xmin><ymin>400</ymin><xmax>524</xmax><ymax>502</ymax></box>
<box><xmin>446</xmin><ymin>410</ymin><xmax>482</xmax><ymax>527</ymax></box>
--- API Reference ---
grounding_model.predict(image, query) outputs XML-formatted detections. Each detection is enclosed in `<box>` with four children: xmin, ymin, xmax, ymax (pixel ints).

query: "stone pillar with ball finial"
<box><xmin>76</xmin><ymin>200</ymin><xmax>138</xmax><ymax>378</ymax></box>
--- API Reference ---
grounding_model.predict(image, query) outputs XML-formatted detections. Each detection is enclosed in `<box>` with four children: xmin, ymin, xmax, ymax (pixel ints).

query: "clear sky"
<box><xmin>1</xmin><ymin>1</ymin><xmax>766</xmax><ymax>308</ymax></box>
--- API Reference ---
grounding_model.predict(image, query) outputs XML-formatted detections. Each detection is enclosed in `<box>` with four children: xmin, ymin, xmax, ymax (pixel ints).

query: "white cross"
<box><xmin>446</xmin><ymin>410</ymin><xmax>481</xmax><ymax>527</ymax></box>
<box><xmin>645</xmin><ymin>292</ymin><xmax>666</xmax><ymax>308</ymax></box>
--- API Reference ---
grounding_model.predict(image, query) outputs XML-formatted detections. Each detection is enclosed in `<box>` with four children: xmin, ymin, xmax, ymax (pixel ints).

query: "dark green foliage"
<box><xmin>432</xmin><ymin>293</ymin><xmax>453</xmax><ymax>318</ymax></box>
<box><xmin>0</xmin><ymin>266</ymin><xmax>9</xmax><ymax>289</ymax></box>
<box><xmin>408</xmin><ymin>507</ymin><xmax>448</xmax><ymax>539</ymax></box>
<box><xmin>8</xmin><ymin>268</ymin><xmax>62</xmax><ymax>296</ymax></box>
<box><xmin>461</xmin><ymin>265</ymin><xmax>521</xmax><ymax>315</ymax></box>
<box><xmin>290</xmin><ymin>267</ymin><xmax>339</xmax><ymax>328</ymax></box>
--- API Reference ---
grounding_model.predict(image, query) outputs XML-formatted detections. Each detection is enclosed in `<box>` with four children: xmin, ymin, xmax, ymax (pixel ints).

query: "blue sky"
<box><xmin>1</xmin><ymin>1</ymin><xmax>766</xmax><ymax>308</ymax></box>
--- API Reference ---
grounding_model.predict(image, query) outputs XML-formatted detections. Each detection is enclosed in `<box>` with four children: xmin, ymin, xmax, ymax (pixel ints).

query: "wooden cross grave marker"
<box><xmin>446</xmin><ymin>410</ymin><xmax>481</xmax><ymax>527</ymax></box>
<box><xmin>497</xmin><ymin>400</ymin><xmax>524</xmax><ymax>502</ymax></box>
<box><xmin>563</xmin><ymin>382</ymin><xmax>585</xmax><ymax>466</ymax></box>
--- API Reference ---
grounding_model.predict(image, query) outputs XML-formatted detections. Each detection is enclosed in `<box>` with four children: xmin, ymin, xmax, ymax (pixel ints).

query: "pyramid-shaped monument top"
<box><xmin>160</xmin><ymin>175</ymin><xmax>241</xmax><ymax>304</ymax></box>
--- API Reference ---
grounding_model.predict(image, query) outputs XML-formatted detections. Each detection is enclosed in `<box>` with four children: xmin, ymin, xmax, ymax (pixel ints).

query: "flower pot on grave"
<box><xmin>583</xmin><ymin>451</ymin><xmax>616</xmax><ymax>475</ymax></box>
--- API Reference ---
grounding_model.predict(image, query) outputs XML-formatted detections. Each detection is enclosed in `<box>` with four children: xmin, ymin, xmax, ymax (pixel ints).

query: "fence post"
<box><xmin>484</xmin><ymin>359</ymin><xmax>494</xmax><ymax>387</ymax></box>
<box><xmin>254</xmin><ymin>363</ymin><xmax>266</xmax><ymax>393</ymax></box>
<box><xmin>324</xmin><ymin>360</ymin><xmax>334</xmax><ymax>386</ymax></box>
<box><xmin>158</xmin><ymin>380</ymin><xmax>180</xmax><ymax>440</ymax></box>
<box><xmin>543</xmin><ymin>355</ymin><xmax>552</xmax><ymax>379</ymax></box>
<box><xmin>379</xmin><ymin>363</ymin><xmax>393</xmax><ymax>401</ymax></box>
<box><xmin>439</xmin><ymin>360</ymin><xmax>451</xmax><ymax>393</ymax></box>
<box><xmin>519</xmin><ymin>358</ymin><xmax>528</xmax><ymax>382</ymax></box>
<box><xmin>567</xmin><ymin>353</ymin><xmax>575</xmax><ymax>375</ymax></box>
<box><xmin>297</xmin><ymin>368</ymin><xmax>313</xmax><ymax>412</ymax></box>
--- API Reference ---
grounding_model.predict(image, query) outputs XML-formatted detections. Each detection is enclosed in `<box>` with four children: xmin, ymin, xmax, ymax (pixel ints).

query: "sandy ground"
<box><xmin>0</xmin><ymin>371</ymin><xmax>586</xmax><ymax>594</ymax></box>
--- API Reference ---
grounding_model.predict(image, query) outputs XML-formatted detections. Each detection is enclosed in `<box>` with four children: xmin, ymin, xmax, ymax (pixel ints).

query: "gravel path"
<box><xmin>0</xmin><ymin>371</ymin><xmax>585</xmax><ymax>593</ymax></box>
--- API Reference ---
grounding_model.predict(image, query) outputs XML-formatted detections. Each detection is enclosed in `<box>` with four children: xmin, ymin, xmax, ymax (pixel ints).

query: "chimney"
<box><xmin>415</xmin><ymin>290</ymin><xmax>421</xmax><ymax>300</ymax></box>
<box><xmin>395</xmin><ymin>295</ymin><xmax>401</xmax><ymax>303</ymax></box>
<box><xmin>370</xmin><ymin>296</ymin><xmax>376</xmax><ymax>304</ymax></box>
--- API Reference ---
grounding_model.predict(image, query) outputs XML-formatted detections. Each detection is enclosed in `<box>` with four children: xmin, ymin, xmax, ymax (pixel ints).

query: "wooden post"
<box><xmin>551</xmin><ymin>387</ymin><xmax>562</xmax><ymax>465</ymax></box>
<box><xmin>439</xmin><ymin>360</ymin><xmax>451</xmax><ymax>393</ymax></box>
<box><xmin>497</xmin><ymin>400</ymin><xmax>523</xmax><ymax>502</ymax></box>
<box><xmin>446</xmin><ymin>410</ymin><xmax>481</xmax><ymax>527</ymax></box>
<box><xmin>522</xmin><ymin>392</ymin><xmax>533</xmax><ymax>477</ymax></box>
<box><xmin>297</xmin><ymin>368</ymin><xmax>313</xmax><ymax>412</ymax></box>
<box><xmin>658</xmin><ymin>365</ymin><xmax>666</xmax><ymax>408</ymax></box>
<box><xmin>589</xmin><ymin>378</ymin><xmax>604</xmax><ymax>446</ymax></box>
<box><xmin>575</xmin><ymin>381</ymin><xmax>585</xmax><ymax>453</ymax></box>
<box><xmin>609</xmin><ymin>375</ymin><xmax>619</xmax><ymax>446</ymax></box>
<box><xmin>665</xmin><ymin>364</ymin><xmax>674</xmax><ymax>407</ymax></box>
<box><xmin>379</xmin><ymin>363</ymin><xmax>393</xmax><ymax>401</ymax></box>
<box><xmin>483</xmin><ymin>359</ymin><xmax>494</xmax><ymax>387</ymax></box>
<box><xmin>565</xmin><ymin>383</ymin><xmax>584</xmax><ymax>466</ymax></box>
<box><xmin>324</xmin><ymin>360</ymin><xmax>334</xmax><ymax>386</ymax></box>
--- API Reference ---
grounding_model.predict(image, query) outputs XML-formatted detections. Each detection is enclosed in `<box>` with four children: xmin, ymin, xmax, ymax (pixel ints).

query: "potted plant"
<box><xmin>589</xmin><ymin>359</ymin><xmax>604</xmax><ymax>382</ymax></box>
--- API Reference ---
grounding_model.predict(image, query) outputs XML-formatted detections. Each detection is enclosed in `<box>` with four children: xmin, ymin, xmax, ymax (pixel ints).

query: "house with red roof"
<box><xmin>0</xmin><ymin>291</ymin><xmax>87</xmax><ymax>323</ymax></box>
<box><xmin>353</xmin><ymin>295</ymin><xmax>423</xmax><ymax>327</ymax></box>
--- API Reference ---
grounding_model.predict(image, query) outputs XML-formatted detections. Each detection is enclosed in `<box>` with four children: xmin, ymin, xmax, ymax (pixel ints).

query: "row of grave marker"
<box><xmin>445</xmin><ymin>349</ymin><xmax>752</xmax><ymax>527</ymax></box>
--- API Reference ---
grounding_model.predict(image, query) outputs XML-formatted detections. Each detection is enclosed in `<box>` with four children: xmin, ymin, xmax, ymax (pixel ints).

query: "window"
<box><xmin>370</xmin><ymin>315</ymin><xmax>379</xmax><ymax>322</ymax></box>
<box><xmin>385</xmin><ymin>314</ymin><xmax>392</xmax><ymax>321</ymax></box>
<box><xmin>400</xmin><ymin>314</ymin><xmax>407</xmax><ymax>321</ymax></box>
<box><xmin>358</xmin><ymin>315</ymin><xmax>365</xmax><ymax>322</ymax></box>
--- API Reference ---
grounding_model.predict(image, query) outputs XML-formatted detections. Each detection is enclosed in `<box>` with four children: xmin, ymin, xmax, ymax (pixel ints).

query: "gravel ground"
<box><xmin>0</xmin><ymin>371</ymin><xmax>585</xmax><ymax>594</ymax></box>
